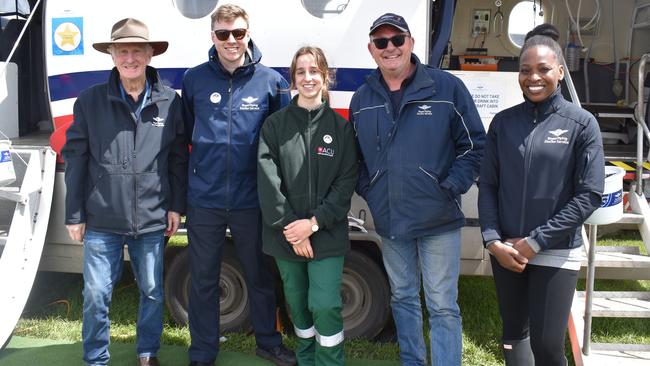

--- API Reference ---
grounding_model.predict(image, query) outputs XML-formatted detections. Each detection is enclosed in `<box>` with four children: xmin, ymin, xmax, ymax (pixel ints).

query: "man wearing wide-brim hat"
<box><xmin>62</xmin><ymin>18</ymin><xmax>188</xmax><ymax>366</ymax></box>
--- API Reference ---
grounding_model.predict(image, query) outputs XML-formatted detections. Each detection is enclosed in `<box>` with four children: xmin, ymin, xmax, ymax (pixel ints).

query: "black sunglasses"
<box><xmin>213</xmin><ymin>28</ymin><xmax>248</xmax><ymax>41</ymax></box>
<box><xmin>371</xmin><ymin>34</ymin><xmax>409</xmax><ymax>49</ymax></box>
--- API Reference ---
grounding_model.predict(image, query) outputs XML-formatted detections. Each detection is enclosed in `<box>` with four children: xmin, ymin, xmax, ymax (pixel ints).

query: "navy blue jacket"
<box><xmin>63</xmin><ymin>66</ymin><xmax>188</xmax><ymax>235</ymax></box>
<box><xmin>350</xmin><ymin>55</ymin><xmax>486</xmax><ymax>240</ymax></box>
<box><xmin>181</xmin><ymin>41</ymin><xmax>290</xmax><ymax>209</ymax></box>
<box><xmin>478</xmin><ymin>88</ymin><xmax>604</xmax><ymax>250</ymax></box>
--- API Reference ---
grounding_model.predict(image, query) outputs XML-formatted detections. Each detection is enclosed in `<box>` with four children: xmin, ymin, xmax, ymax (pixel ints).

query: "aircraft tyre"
<box><xmin>341</xmin><ymin>249</ymin><xmax>390</xmax><ymax>339</ymax></box>
<box><xmin>164</xmin><ymin>242</ymin><xmax>252</xmax><ymax>332</ymax></box>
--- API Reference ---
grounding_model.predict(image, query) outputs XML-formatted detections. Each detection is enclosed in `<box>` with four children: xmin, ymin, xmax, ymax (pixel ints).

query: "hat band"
<box><xmin>112</xmin><ymin>35</ymin><xmax>149</xmax><ymax>42</ymax></box>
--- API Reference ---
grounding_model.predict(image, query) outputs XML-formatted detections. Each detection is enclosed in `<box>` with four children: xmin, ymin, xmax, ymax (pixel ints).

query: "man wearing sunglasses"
<box><xmin>350</xmin><ymin>13</ymin><xmax>486</xmax><ymax>366</ymax></box>
<box><xmin>180</xmin><ymin>4</ymin><xmax>294</xmax><ymax>366</ymax></box>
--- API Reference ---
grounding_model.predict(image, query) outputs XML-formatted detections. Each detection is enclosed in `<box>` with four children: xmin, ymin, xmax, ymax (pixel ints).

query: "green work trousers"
<box><xmin>275</xmin><ymin>255</ymin><xmax>345</xmax><ymax>366</ymax></box>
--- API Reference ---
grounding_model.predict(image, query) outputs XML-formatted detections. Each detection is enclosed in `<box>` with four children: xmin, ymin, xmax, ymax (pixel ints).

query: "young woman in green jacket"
<box><xmin>257</xmin><ymin>46</ymin><xmax>358</xmax><ymax>366</ymax></box>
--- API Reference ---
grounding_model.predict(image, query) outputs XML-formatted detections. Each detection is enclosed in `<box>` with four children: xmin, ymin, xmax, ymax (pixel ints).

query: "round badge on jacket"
<box><xmin>210</xmin><ymin>92</ymin><xmax>221</xmax><ymax>104</ymax></box>
<box><xmin>323</xmin><ymin>135</ymin><xmax>333</xmax><ymax>144</ymax></box>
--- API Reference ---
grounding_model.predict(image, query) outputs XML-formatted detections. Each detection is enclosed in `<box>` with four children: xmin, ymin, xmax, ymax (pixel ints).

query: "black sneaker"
<box><xmin>255</xmin><ymin>344</ymin><xmax>297</xmax><ymax>366</ymax></box>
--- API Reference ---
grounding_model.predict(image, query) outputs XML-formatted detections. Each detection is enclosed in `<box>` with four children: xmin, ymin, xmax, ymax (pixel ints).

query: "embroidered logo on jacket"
<box><xmin>151</xmin><ymin>116</ymin><xmax>165</xmax><ymax>127</ymax></box>
<box><xmin>544</xmin><ymin>129</ymin><xmax>569</xmax><ymax>144</ymax></box>
<box><xmin>210</xmin><ymin>92</ymin><xmax>221</xmax><ymax>104</ymax></box>
<box><xmin>240</xmin><ymin>96</ymin><xmax>260</xmax><ymax>111</ymax></box>
<box><xmin>317</xmin><ymin>146</ymin><xmax>335</xmax><ymax>157</ymax></box>
<box><xmin>416</xmin><ymin>104</ymin><xmax>432</xmax><ymax>116</ymax></box>
<box><xmin>323</xmin><ymin>135</ymin><xmax>333</xmax><ymax>144</ymax></box>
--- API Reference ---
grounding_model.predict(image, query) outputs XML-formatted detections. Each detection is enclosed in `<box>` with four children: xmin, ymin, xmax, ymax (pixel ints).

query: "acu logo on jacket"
<box><xmin>317</xmin><ymin>134</ymin><xmax>335</xmax><ymax>157</ymax></box>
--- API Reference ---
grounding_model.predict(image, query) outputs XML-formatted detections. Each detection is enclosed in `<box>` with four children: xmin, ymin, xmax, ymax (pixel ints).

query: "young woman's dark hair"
<box><xmin>520</xmin><ymin>23</ymin><xmax>564</xmax><ymax>63</ymax></box>
<box><xmin>525</xmin><ymin>23</ymin><xmax>560</xmax><ymax>42</ymax></box>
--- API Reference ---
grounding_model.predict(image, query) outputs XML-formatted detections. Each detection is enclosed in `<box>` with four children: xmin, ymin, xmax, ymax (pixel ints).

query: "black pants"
<box><xmin>490</xmin><ymin>255</ymin><xmax>578</xmax><ymax>366</ymax></box>
<box><xmin>187</xmin><ymin>206</ymin><xmax>281</xmax><ymax>363</ymax></box>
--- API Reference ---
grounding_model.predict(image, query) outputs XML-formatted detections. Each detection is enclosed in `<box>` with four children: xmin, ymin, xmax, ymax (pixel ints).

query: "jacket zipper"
<box><xmin>132</xmin><ymin>97</ymin><xmax>150</xmax><ymax>238</ymax></box>
<box><xmin>307</xmin><ymin>110</ymin><xmax>313</xmax><ymax>209</ymax></box>
<box><xmin>226</xmin><ymin>79</ymin><xmax>233</xmax><ymax>209</ymax></box>
<box><xmin>519</xmin><ymin>107</ymin><xmax>538</xmax><ymax>233</ymax></box>
<box><xmin>118</xmin><ymin>96</ymin><xmax>140</xmax><ymax>236</ymax></box>
<box><xmin>131</xmin><ymin>88</ymin><xmax>156</xmax><ymax>237</ymax></box>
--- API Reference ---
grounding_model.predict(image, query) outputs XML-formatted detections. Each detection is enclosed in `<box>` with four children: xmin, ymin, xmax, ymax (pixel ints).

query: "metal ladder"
<box><xmin>570</xmin><ymin>53</ymin><xmax>650</xmax><ymax>366</ymax></box>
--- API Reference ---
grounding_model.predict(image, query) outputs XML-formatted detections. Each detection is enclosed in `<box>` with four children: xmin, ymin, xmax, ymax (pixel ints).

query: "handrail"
<box><xmin>584</xmin><ymin>53</ymin><xmax>650</xmax><ymax>356</ymax></box>
<box><xmin>636</xmin><ymin>53</ymin><xmax>649</xmax><ymax>136</ymax></box>
<box><xmin>563</xmin><ymin>62</ymin><xmax>581</xmax><ymax>108</ymax></box>
<box><xmin>0</xmin><ymin>0</ymin><xmax>41</xmax><ymax>79</ymax></box>
<box><xmin>634</xmin><ymin>53</ymin><xmax>650</xmax><ymax>195</ymax></box>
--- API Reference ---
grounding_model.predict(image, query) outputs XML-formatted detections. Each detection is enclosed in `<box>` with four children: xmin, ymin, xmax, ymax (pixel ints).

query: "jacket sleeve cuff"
<box><xmin>529</xmin><ymin>230</ymin><xmax>548</xmax><ymax>251</ymax></box>
<box><xmin>440</xmin><ymin>178</ymin><xmax>460</xmax><ymax>196</ymax></box>
<box><xmin>481</xmin><ymin>229</ymin><xmax>501</xmax><ymax>247</ymax></box>
<box><xmin>485</xmin><ymin>240</ymin><xmax>501</xmax><ymax>250</ymax></box>
<box><xmin>525</xmin><ymin>236</ymin><xmax>541</xmax><ymax>253</ymax></box>
<box><xmin>65</xmin><ymin>216</ymin><xmax>86</xmax><ymax>225</ymax></box>
<box><xmin>171</xmin><ymin>202</ymin><xmax>186</xmax><ymax>215</ymax></box>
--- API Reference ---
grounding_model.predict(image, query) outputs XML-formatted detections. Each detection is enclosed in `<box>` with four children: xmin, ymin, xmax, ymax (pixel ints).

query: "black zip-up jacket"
<box><xmin>258</xmin><ymin>98</ymin><xmax>358</xmax><ymax>261</ymax></box>
<box><xmin>478</xmin><ymin>87</ymin><xmax>604</xmax><ymax>250</ymax></box>
<box><xmin>63</xmin><ymin>66</ymin><xmax>188</xmax><ymax>235</ymax></box>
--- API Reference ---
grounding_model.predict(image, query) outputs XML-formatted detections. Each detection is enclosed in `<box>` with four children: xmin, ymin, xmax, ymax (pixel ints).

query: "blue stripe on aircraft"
<box><xmin>48</xmin><ymin>67</ymin><xmax>374</xmax><ymax>102</ymax></box>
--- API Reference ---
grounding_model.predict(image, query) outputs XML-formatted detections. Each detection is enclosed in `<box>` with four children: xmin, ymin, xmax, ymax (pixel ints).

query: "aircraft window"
<box><xmin>172</xmin><ymin>0</ymin><xmax>219</xmax><ymax>19</ymax></box>
<box><xmin>508</xmin><ymin>0</ymin><xmax>546</xmax><ymax>48</ymax></box>
<box><xmin>302</xmin><ymin>0</ymin><xmax>349</xmax><ymax>19</ymax></box>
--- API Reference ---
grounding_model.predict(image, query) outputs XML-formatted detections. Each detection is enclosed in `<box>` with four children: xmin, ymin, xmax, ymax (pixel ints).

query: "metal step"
<box><xmin>576</xmin><ymin>291</ymin><xmax>650</xmax><ymax>318</ymax></box>
<box><xmin>595</xmin><ymin>245</ymin><xmax>641</xmax><ymax>254</ymax></box>
<box><xmin>617</xmin><ymin>212</ymin><xmax>645</xmax><ymax>224</ymax></box>
<box><xmin>579</xmin><ymin>251</ymin><xmax>650</xmax><ymax>280</ymax></box>
<box><xmin>569</xmin><ymin>292</ymin><xmax>650</xmax><ymax>366</ymax></box>
<box><xmin>580</xmin><ymin>349</ymin><xmax>650</xmax><ymax>366</ymax></box>
<box><xmin>590</xmin><ymin>343</ymin><xmax>650</xmax><ymax>352</ymax></box>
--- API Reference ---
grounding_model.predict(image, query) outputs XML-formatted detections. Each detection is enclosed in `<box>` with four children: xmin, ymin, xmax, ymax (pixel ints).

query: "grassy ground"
<box><xmin>12</xmin><ymin>232</ymin><xmax>650</xmax><ymax>365</ymax></box>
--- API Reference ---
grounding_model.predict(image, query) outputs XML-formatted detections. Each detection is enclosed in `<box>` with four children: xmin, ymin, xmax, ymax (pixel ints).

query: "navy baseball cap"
<box><xmin>369</xmin><ymin>13</ymin><xmax>411</xmax><ymax>35</ymax></box>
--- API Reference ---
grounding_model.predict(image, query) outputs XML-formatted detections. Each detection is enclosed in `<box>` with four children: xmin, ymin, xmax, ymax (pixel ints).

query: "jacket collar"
<box><xmin>523</xmin><ymin>86</ymin><xmax>564</xmax><ymax>116</ymax></box>
<box><xmin>288</xmin><ymin>95</ymin><xmax>327</xmax><ymax>123</ymax></box>
<box><xmin>107</xmin><ymin>65</ymin><xmax>168</xmax><ymax>102</ymax></box>
<box><xmin>366</xmin><ymin>54</ymin><xmax>436</xmax><ymax>102</ymax></box>
<box><xmin>208</xmin><ymin>38</ymin><xmax>262</xmax><ymax>77</ymax></box>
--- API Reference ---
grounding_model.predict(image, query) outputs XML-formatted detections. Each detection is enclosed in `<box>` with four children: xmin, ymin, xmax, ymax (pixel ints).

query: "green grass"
<box><xmin>597</xmin><ymin>230</ymin><xmax>649</xmax><ymax>255</ymax></box>
<box><xmin>13</xmin><ymin>230</ymin><xmax>650</xmax><ymax>365</ymax></box>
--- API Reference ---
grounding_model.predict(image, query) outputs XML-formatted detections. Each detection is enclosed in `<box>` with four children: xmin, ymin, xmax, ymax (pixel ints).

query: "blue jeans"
<box><xmin>82</xmin><ymin>229</ymin><xmax>165</xmax><ymax>366</ymax></box>
<box><xmin>381</xmin><ymin>229</ymin><xmax>462</xmax><ymax>366</ymax></box>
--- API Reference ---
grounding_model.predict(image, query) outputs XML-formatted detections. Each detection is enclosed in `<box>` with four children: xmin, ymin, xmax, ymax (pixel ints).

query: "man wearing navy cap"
<box><xmin>349</xmin><ymin>12</ymin><xmax>485</xmax><ymax>366</ymax></box>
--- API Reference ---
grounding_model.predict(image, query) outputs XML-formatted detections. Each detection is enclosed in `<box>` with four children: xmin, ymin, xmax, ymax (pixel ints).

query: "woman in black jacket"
<box><xmin>478</xmin><ymin>24</ymin><xmax>604</xmax><ymax>365</ymax></box>
<box><xmin>257</xmin><ymin>46</ymin><xmax>357</xmax><ymax>366</ymax></box>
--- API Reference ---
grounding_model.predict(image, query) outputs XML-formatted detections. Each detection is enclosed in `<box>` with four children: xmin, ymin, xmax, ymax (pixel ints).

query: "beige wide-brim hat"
<box><xmin>92</xmin><ymin>18</ymin><xmax>168</xmax><ymax>56</ymax></box>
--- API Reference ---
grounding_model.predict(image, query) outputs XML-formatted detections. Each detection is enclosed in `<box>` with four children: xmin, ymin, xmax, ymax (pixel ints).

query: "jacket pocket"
<box><xmin>365</xmin><ymin>169</ymin><xmax>389</xmax><ymax>229</ymax></box>
<box><xmin>418</xmin><ymin>166</ymin><xmax>454</xmax><ymax>203</ymax></box>
<box><xmin>404</xmin><ymin>166</ymin><xmax>461</xmax><ymax>224</ymax></box>
<box><xmin>85</xmin><ymin>173</ymin><xmax>132</xmax><ymax>231</ymax></box>
<box><xmin>137</xmin><ymin>172</ymin><xmax>168</xmax><ymax>229</ymax></box>
<box><xmin>369</xmin><ymin>169</ymin><xmax>384</xmax><ymax>188</ymax></box>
